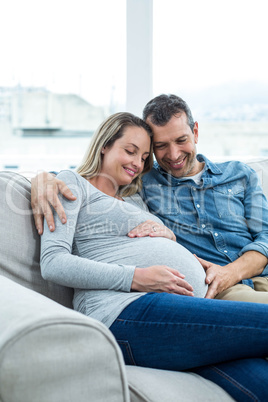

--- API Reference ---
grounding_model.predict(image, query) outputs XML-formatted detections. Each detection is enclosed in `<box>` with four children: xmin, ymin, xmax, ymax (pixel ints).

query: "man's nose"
<box><xmin>167</xmin><ymin>145</ymin><xmax>180</xmax><ymax>161</ymax></box>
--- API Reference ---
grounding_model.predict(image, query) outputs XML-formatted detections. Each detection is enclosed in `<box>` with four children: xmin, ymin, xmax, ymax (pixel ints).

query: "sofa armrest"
<box><xmin>0</xmin><ymin>275</ymin><xmax>130</xmax><ymax>402</ymax></box>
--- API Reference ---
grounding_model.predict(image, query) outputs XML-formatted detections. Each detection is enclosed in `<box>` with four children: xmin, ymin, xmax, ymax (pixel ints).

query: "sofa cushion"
<box><xmin>0</xmin><ymin>171</ymin><xmax>73</xmax><ymax>308</ymax></box>
<box><xmin>126</xmin><ymin>366</ymin><xmax>233</xmax><ymax>401</ymax></box>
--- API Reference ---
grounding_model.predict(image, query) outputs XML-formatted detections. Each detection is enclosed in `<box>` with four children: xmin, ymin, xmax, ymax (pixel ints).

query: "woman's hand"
<box><xmin>31</xmin><ymin>172</ymin><xmax>76</xmax><ymax>234</ymax></box>
<box><xmin>131</xmin><ymin>266</ymin><xmax>194</xmax><ymax>296</ymax></box>
<box><xmin>128</xmin><ymin>220</ymin><xmax>176</xmax><ymax>241</ymax></box>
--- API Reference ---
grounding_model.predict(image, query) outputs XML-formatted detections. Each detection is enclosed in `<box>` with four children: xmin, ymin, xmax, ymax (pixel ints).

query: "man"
<box><xmin>31</xmin><ymin>94</ymin><xmax>268</xmax><ymax>301</ymax></box>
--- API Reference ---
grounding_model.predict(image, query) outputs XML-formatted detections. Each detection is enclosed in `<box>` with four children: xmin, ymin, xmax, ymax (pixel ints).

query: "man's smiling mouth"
<box><xmin>168</xmin><ymin>156</ymin><xmax>187</xmax><ymax>168</ymax></box>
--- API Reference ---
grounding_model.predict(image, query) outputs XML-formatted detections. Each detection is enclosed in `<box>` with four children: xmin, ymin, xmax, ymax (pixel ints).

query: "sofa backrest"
<box><xmin>0</xmin><ymin>171</ymin><xmax>73</xmax><ymax>308</ymax></box>
<box><xmin>247</xmin><ymin>158</ymin><xmax>268</xmax><ymax>198</ymax></box>
<box><xmin>1</xmin><ymin>158</ymin><xmax>267</xmax><ymax>309</ymax></box>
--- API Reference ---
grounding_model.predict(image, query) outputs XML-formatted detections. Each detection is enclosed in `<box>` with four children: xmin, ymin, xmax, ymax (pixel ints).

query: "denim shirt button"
<box><xmin>214</xmin><ymin>232</ymin><xmax>218</xmax><ymax>236</ymax></box>
<box><xmin>228</xmin><ymin>189</ymin><xmax>232</xmax><ymax>193</ymax></box>
<box><xmin>201</xmin><ymin>224</ymin><xmax>206</xmax><ymax>228</ymax></box>
<box><xmin>224</xmin><ymin>250</ymin><xmax>228</xmax><ymax>253</ymax></box>
<box><xmin>196</xmin><ymin>204</ymin><xmax>200</xmax><ymax>208</ymax></box>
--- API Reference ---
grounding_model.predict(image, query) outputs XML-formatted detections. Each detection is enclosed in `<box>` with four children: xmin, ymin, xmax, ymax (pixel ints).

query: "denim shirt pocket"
<box><xmin>213</xmin><ymin>183</ymin><xmax>245</xmax><ymax>219</ymax></box>
<box><xmin>143</xmin><ymin>184</ymin><xmax>180</xmax><ymax>216</ymax></box>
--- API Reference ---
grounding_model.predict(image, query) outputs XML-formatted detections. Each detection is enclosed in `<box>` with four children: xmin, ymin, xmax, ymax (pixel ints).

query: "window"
<box><xmin>153</xmin><ymin>0</ymin><xmax>268</xmax><ymax>159</ymax></box>
<box><xmin>0</xmin><ymin>0</ymin><xmax>126</xmax><ymax>174</ymax></box>
<box><xmin>1</xmin><ymin>0</ymin><xmax>267</xmax><ymax>176</ymax></box>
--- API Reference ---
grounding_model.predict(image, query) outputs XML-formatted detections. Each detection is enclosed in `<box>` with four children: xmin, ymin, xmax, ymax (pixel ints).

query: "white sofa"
<box><xmin>1</xmin><ymin>158</ymin><xmax>267</xmax><ymax>401</ymax></box>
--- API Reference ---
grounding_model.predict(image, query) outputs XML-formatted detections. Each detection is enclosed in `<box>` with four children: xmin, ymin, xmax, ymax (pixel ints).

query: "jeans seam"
<box><xmin>117</xmin><ymin>340</ymin><xmax>137</xmax><ymax>366</ymax></box>
<box><xmin>210</xmin><ymin>366</ymin><xmax>259</xmax><ymax>402</ymax></box>
<box><xmin>115</xmin><ymin>318</ymin><xmax>268</xmax><ymax>332</ymax></box>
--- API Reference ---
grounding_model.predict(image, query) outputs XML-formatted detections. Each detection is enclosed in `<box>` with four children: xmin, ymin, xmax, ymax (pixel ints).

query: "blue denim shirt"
<box><xmin>141</xmin><ymin>154</ymin><xmax>268</xmax><ymax>284</ymax></box>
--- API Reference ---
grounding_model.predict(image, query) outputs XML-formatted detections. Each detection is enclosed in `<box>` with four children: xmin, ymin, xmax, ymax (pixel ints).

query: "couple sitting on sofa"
<box><xmin>32</xmin><ymin>95</ymin><xmax>268</xmax><ymax>401</ymax></box>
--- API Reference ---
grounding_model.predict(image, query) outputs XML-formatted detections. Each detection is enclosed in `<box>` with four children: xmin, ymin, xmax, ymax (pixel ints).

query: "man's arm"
<box><xmin>201</xmin><ymin>165</ymin><xmax>268</xmax><ymax>298</ymax></box>
<box><xmin>31</xmin><ymin>172</ymin><xmax>76</xmax><ymax>234</ymax></box>
<box><xmin>196</xmin><ymin>251</ymin><xmax>268</xmax><ymax>299</ymax></box>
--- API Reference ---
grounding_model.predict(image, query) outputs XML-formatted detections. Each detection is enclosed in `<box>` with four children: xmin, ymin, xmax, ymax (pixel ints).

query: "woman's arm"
<box><xmin>40</xmin><ymin>170</ymin><xmax>136</xmax><ymax>292</ymax></box>
<box><xmin>41</xmin><ymin>170</ymin><xmax>193</xmax><ymax>296</ymax></box>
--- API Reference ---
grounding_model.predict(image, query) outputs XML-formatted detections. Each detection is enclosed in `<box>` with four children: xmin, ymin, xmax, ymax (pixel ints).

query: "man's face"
<box><xmin>146</xmin><ymin>112</ymin><xmax>201</xmax><ymax>178</ymax></box>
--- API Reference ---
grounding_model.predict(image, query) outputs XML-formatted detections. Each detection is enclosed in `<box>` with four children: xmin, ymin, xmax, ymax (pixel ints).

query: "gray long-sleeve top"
<box><xmin>41</xmin><ymin>170</ymin><xmax>207</xmax><ymax>327</ymax></box>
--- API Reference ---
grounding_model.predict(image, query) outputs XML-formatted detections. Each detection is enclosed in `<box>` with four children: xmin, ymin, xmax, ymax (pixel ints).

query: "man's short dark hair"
<box><xmin>143</xmin><ymin>94</ymin><xmax>195</xmax><ymax>132</ymax></box>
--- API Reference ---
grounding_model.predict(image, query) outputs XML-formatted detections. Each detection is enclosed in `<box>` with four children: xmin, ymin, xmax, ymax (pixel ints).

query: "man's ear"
<box><xmin>193</xmin><ymin>122</ymin><xmax>199</xmax><ymax>144</ymax></box>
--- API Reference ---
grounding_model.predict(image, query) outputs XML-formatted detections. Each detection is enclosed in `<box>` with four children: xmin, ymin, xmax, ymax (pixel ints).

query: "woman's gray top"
<box><xmin>41</xmin><ymin>170</ymin><xmax>207</xmax><ymax>328</ymax></box>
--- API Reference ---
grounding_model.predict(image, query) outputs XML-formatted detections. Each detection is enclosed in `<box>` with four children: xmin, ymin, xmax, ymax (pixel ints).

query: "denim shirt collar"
<box><xmin>155</xmin><ymin>154</ymin><xmax>222</xmax><ymax>187</ymax></box>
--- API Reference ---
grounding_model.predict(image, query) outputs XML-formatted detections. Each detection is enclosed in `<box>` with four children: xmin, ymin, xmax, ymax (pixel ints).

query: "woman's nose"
<box><xmin>132</xmin><ymin>155</ymin><xmax>142</xmax><ymax>170</ymax></box>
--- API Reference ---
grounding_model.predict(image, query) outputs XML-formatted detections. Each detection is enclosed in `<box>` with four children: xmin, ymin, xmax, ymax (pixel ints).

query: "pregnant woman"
<box><xmin>41</xmin><ymin>112</ymin><xmax>268</xmax><ymax>401</ymax></box>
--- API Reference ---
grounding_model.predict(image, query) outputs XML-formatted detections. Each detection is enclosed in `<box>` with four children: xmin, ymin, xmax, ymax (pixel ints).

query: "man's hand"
<box><xmin>195</xmin><ymin>250</ymin><xmax>268</xmax><ymax>299</ymax></box>
<box><xmin>194</xmin><ymin>255</ymin><xmax>238</xmax><ymax>299</ymax></box>
<box><xmin>132</xmin><ymin>265</ymin><xmax>194</xmax><ymax>296</ymax></box>
<box><xmin>128</xmin><ymin>220</ymin><xmax>176</xmax><ymax>241</ymax></box>
<box><xmin>31</xmin><ymin>172</ymin><xmax>76</xmax><ymax>235</ymax></box>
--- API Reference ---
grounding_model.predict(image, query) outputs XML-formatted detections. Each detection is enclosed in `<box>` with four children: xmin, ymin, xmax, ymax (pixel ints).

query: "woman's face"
<box><xmin>100</xmin><ymin>125</ymin><xmax>151</xmax><ymax>187</ymax></box>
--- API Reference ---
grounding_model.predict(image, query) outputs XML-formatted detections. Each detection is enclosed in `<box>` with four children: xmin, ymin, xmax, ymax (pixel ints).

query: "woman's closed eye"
<box><xmin>125</xmin><ymin>149</ymin><xmax>148</xmax><ymax>163</ymax></box>
<box><xmin>125</xmin><ymin>149</ymin><xmax>135</xmax><ymax>155</ymax></box>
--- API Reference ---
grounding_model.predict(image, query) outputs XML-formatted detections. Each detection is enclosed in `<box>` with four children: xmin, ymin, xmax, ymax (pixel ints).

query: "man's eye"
<box><xmin>154</xmin><ymin>144</ymin><xmax>165</xmax><ymax>149</ymax></box>
<box><xmin>126</xmin><ymin>150</ymin><xmax>134</xmax><ymax>155</ymax></box>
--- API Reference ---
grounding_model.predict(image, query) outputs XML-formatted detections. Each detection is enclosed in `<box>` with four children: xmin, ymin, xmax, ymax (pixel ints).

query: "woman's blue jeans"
<box><xmin>110</xmin><ymin>292</ymin><xmax>268</xmax><ymax>401</ymax></box>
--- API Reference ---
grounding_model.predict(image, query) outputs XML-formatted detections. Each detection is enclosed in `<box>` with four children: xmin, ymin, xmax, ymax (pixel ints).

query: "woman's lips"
<box><xmin>123</xmin><ymin>167</ymin><xmax>137</xmax><ymax>177</ymax></box>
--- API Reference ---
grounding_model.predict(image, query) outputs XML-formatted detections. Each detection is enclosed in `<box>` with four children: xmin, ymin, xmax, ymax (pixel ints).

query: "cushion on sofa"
<box><xmin>126</xmin><ymin>365</ymin><xmax>233</xmax><ymax>402</ymax></box>
<box><xmin>0</xmin><ymin>171</ymin><xmax>73</xmax><ymax>308</ymax></box>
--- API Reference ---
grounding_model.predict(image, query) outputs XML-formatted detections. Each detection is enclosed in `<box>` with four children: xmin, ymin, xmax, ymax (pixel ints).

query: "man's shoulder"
<box><xmin>200</xmin><ymin>155</ymin><xmax>253</xmax><ymax>177</ymax></box>
<box><xmin>212</xmin><ymin>159</ymin><xmax>254</xmax><ymax>176</ymax></box>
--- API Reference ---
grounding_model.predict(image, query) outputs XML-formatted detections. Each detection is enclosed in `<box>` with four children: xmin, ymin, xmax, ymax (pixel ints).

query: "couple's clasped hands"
<box><xmin>31</xmin><ymin>172</ymin><xmax>229</xmax><ymax>299</ymax></box>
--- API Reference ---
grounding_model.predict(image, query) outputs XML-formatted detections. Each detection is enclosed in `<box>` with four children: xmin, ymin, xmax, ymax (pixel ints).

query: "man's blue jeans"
<box><xmin>110</xmin><ymin>292</ymin><xmax>268</xmax><ymax>401</ymax></box>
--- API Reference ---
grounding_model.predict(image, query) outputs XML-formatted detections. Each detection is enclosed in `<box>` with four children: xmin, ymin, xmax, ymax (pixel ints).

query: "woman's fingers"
<box><xmin>128</xmin><ymin>220</ymin><xmax>176</xmax><ymax>240</ymax></box>
<box><xmin>132</xmin><ymin>265</ymin><xmax>194</xmax><ymax>296</ymax></box>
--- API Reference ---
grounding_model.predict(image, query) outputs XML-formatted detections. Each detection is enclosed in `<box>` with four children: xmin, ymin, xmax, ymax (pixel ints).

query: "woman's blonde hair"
<box><xmin>76</xmin><ymin>112</ymin><xmax>154</xmax><ymax>197</ymax></box>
